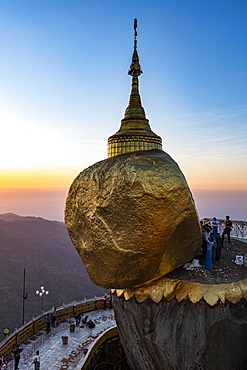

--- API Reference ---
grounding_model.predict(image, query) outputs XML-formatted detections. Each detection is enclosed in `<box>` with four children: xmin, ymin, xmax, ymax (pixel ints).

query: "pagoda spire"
<box><xmin>107</xmin><ymin>19</ymin><xmax>162</xmax><ymax>158</ymax></box>
<box><xmin>124</xmin><ymin>18</ymin><xmax>146</xmax><ymax>120</ymax></box>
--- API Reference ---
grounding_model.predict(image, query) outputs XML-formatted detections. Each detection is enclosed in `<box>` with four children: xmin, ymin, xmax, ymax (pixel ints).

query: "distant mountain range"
<box><xmin>0</xmin><ymin>213</ymin><xmax>106</xmax><ymax>340</ymax></box>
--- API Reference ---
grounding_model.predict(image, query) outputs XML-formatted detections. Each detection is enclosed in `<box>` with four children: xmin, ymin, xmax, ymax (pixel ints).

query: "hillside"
<box><xmin>0</xmin><ymin>213</ymin><xmax>106</xmax><ymax>340</ymax></box>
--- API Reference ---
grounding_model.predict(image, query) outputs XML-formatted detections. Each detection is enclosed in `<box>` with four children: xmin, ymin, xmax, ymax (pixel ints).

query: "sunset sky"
<box><xmin>1</xmin><ymin>0</ymin><xmax>247</xmax><ymax>221</ymax></box>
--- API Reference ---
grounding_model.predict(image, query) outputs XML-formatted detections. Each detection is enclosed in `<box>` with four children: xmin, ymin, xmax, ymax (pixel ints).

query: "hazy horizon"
<box><xmin>0</xmin><ymin>188</ymin><xmax>246</xmax><ymax>222</ymax></box>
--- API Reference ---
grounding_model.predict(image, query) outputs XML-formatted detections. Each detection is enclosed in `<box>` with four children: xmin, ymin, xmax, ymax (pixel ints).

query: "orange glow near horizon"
<box><xmin>183</xmin><ymin>163</ymin><xmax>247</xmax><ymax>192</ymax></box>
<box><xmin>0</xmin><ymin>167</ymin><xmax>246</xmax><ymax>222</ymax></box>
<box><xmin>0</xmin><ymin>167</ymin><xmax>82</xmax><ymax>190</ymax></box>
<box><xmin>0</xmin><ymin>164</ymin><xmax>246</xmax><ymax>192</ymax></box>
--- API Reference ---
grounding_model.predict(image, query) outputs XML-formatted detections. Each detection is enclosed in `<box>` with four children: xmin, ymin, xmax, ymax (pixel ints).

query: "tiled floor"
<box><xmin>8</xmin><ymin>308</ymin><xmax>116</xmax><ymax>369</ymax></box>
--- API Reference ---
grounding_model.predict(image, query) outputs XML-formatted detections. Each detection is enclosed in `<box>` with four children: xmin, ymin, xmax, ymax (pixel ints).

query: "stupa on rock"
<box><xmin>65</xmin><ymin>19</ymin><xmax>247</xmax><ymax>369</ymax></box>
<box><xmin>65</xmin><ymin>18</ymin><xmax>201</xmax><ymax>289</ymax></box>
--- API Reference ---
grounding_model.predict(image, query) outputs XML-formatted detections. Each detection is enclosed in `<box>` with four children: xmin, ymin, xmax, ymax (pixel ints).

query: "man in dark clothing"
<box><xmin>13</xmin><ymin>345</ymin><xmax>21</xmax><ymax>370</ymax></box>
<box><xmin>215</xmin><ymin>234</ymin><xmax>222</xmax><ymax>260</ymax></box>
<box><xmin>75</xmin><ymin>313</ymin><xmax>81</xmax><ymax>326</ymax></box>
<box><xmin>51</xmin><ymin>307</ymin><xmax>57</xmax><ymax>326</ymax></box>
<box><xmin>222</xmin><ymin>216</ymin><xmax>232</xmax><ymax>245</ymax></box>
<box><xmin>46</xmin><ymin>314</ymin><xmax>51</xmax><ymax>334</ymax></box>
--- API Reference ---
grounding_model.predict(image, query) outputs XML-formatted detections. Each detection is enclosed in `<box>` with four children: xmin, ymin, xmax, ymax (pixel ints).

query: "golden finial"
<box><xmin>128</xmin><ymin>18</ymin><xmax>142</xmax><ymax>77</ymax></box>
<box><xmin>107</xmin><ymin>19</ymin><xmax>162</xmax><ymax>158</ymax></box>
<box><xmin>134</xmin><ymin>18</ymin><xmax>137</xmax><ymax>37</ymax></box>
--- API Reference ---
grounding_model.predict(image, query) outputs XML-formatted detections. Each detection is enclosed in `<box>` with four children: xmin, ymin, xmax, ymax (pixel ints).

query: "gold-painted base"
<box><xmin>112</xmin><ymin>276</ymin><xmax>247</xmax><ymax>306</ymax></box>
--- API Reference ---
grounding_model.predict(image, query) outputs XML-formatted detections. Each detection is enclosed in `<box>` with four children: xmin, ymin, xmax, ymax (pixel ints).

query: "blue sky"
<box><xmin>0</xmin><ymin>0</ymin><xmax>247</xmax><ymax>220</ymax></box>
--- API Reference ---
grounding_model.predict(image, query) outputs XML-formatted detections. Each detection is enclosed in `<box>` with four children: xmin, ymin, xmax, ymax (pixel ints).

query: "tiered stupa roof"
<box><xmin>107</xmin><ymin>18</ymin><xmax>162</xmax><ymax>158</ymax></box>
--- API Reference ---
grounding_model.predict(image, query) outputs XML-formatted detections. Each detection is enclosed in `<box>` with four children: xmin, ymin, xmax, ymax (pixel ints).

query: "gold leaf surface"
<box><xmin>112</xmin><ymin>277</ymin><xmax>247</xmax><ymax>306</ymax></box>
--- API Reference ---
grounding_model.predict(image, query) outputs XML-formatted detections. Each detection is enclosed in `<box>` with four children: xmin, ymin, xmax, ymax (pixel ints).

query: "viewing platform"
<box><xmin>20</xmin><ymin>308</ymin><xmax>116</xmax><ymax>370</ymax></box>
<box><xmin>0</xmin><ymin>298</ymin><xmax>120</xmax><ymax>370</ymax></box>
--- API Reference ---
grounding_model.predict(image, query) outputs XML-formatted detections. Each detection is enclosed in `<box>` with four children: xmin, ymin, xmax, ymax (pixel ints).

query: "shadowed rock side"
<box><xmin>112</xmin><ymin>293</ymin><xmax>247</xmax><ymax>370</ymax></box>
<box><xmin>65</xmin><ymin>149</ymin><xmax>201</xmax><ymax>289</ymax></box>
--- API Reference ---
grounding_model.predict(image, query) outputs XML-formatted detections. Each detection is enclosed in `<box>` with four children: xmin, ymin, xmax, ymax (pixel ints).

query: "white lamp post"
<box><xmin>36</xmin><ymin>286</ymin><xmax>49</xmax><ymax>312</ymax></box>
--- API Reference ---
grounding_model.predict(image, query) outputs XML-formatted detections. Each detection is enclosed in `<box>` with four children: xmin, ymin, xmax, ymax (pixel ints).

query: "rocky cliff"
<box><xmin>113</xmin><ymin>293</ymin><xmax>247</xmax><ymax>370</ymax></box>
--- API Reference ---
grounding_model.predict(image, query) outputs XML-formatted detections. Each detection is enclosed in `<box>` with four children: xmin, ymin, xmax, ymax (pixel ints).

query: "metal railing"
<box><xmin>202</xmin><ymin>219</ymin><xmax>247</xmax><ymax>239</ymax></box>
<box><xmin>22</xmin><ymin>321</ymin><xmax>68</xmax><ymax>364</ymax></box>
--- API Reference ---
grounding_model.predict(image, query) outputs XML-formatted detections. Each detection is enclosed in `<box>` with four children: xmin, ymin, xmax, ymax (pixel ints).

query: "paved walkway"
<box><xmin>7</xmin><ymin>308</ymin><xmax>115</xmax><ymax>370</ymax></box>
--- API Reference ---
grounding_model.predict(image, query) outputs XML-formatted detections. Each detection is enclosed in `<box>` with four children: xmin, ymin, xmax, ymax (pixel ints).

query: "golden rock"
<box><xmin>65</xmin><ymin>149</ymin><xmax>201</xmax><ymax>288</ymax></box>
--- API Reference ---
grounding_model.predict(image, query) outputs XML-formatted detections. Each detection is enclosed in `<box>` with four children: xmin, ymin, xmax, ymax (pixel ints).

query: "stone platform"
<box><xmin>7</xmin><ymin>308</ymin><xmax>115</xmax><ymax>370</ymax></box>
<box><xmin>167</xmin><ymin>237</ymin><xmax>247</xmax><ymax>285</ymax></box>
<box><xmin>112</xmin><ymin>238</ymin><xmax>247</xmax><ymax>370</ymax></box>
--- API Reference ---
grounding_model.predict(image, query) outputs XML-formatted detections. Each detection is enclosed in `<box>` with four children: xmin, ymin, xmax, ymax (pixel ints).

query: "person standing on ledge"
<box><xmin>222</xmin><ymin>216</ymin><xmax>232</xmax><ymax>245</ymax></box>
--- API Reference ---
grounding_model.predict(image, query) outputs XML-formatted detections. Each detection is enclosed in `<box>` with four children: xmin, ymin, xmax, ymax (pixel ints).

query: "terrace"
<box><xmin>0</xmin><ymin>298</ymin><xmax>118</xmax><ymax>370</ymax></box>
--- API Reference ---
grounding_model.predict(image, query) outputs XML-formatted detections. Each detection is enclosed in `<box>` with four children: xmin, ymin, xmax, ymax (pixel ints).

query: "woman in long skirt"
<box><xmin>204</xmin><ymin>234</ymin><xmax>214</xmax><ymax>269</ymax></box>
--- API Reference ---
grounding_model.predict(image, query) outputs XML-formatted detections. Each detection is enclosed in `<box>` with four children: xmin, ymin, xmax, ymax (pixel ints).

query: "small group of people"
<box><xmin>201</xmin><ymin>216</ymin><xmax>232</xmax><ymax>269</ymax></box>
<box><xmin>11</xmin><ymin>344</ymin><xmax>40</xmax><ymax>370</ymax></box>
<box><xmin>74</xmin><ymin>313</ymin><xmax>89</xmax><ymax>326</ymax></box>
<box><xmin>0</xmin><ymin>346</ymin><xmax>39</xmax><ymax>369</ymax></box>
<box><xmin>74</xmin><ymin>314</ymin><xmax>95</xmax><ymax>328</ymax></box>
<box><xmin>0</xmin><ymin>346</ymin><xmax>21</xmax><ymax>370</ymax></box>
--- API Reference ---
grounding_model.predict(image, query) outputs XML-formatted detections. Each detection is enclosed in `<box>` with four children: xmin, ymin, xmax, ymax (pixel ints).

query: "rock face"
<box><xmin>65</xmin><ymin>149</ymin><xmax>201</xmax><ymax>289</ymax></box>
<box><xmin>112</xmin><ymin>293</ymin><xmax>247</xmax><ymax>370</ymax></box>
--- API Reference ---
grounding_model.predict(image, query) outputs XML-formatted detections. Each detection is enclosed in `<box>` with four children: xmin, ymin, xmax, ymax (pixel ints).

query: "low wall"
<box><xmin>81</xmin><ymin>326</ymin><xmax>119</xmax><ymax>370</ymax></box>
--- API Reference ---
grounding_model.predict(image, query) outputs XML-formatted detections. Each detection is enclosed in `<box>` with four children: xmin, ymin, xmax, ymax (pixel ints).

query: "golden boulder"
<box><xmin>65</xmin><ymin>149</ymin><xmax>201</xmax><ymax>289</ymax></box>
